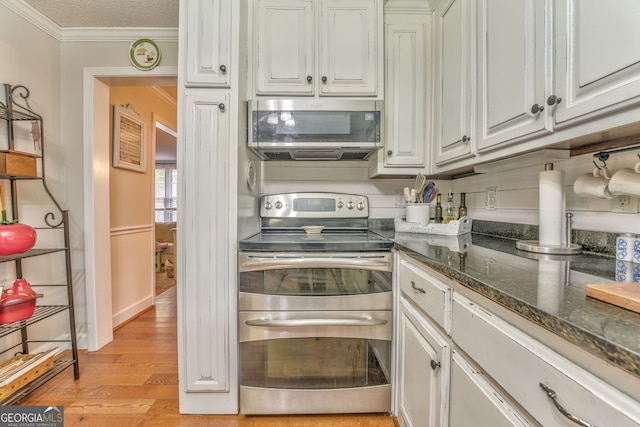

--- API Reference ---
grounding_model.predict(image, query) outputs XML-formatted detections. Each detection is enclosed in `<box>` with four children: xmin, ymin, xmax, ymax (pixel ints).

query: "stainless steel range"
<box><xmin>238</xmin><ymin>192</ymin><xmax>393</xmax><ymax>415</ymax></box>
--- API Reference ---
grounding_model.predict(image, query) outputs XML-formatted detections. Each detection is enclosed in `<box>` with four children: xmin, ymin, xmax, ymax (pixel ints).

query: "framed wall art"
<box><xmin>113</xmin><ymin>104</ymin><xmax>147</xmax><ymax>172</ymax></box>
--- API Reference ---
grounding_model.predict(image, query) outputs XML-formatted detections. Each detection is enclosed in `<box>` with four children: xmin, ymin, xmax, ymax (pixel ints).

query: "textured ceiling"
<box><xmin>23</xmin><ymin>0</ymin><xmax>179</xmax><ymax>27</ymax></box>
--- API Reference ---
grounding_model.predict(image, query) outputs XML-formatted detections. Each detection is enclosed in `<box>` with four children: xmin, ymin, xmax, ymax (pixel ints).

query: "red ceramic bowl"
<box><xmin>0</xmin><ymin>223</ymin><xmax>37</xmax><ymax>256</ymax></box>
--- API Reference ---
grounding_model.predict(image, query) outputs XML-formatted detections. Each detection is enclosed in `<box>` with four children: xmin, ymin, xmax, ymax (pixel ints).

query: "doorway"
<box><xmin>83</xmin><ymin>66</ymin><xmax>177</xmax><ymax>351</ymax></box>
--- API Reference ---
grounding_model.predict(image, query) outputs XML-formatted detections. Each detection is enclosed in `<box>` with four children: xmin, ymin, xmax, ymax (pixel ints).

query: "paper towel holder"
<box><xmin>516</xmin><ymin>212</ymin><xmax>583</xmax><ymax>255</ymax></box>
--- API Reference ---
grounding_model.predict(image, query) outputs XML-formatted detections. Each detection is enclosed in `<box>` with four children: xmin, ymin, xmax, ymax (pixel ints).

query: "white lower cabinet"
<box><xmin>397</xmin><ymin>298</ymin><xmax>450</xmax><ymax>427</ymax></box>
<box><xmin>395</xmin><ymin>252</ymin><xmax>640</xmax><ymax>426</ymax></box>
<box><xmin>452</xmin><ymin>293</ymin><xmax>640</xmax><ymax>427</ymax></box>
<box><xmin>450</xmin><ymin>351</ymin><xmax>537</xmax><ymax>427</ymax></box>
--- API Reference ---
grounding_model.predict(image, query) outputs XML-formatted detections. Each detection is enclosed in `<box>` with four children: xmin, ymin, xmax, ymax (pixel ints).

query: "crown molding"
<box><xmin>148</xmin><ymin>86</ymin><xmax>178</xmax><ymax>109</ymax></box>
<box><xmin>1</xmin><ymin>0</ymin><xmax>62</xmax><ymax>40</ymax></box>
<box><xmin>60</xmin><ymin>27</ymin><xmax>178</xmax><ymax>43</ymax></box>
<box><xmin>1</xmin><ymin>0</ymin><xmax>178</xmax><ymax>43</ymax></box>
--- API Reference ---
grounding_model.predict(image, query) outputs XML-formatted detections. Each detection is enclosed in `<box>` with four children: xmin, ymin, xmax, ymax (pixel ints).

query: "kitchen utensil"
<box><xmin>428</xmin><ymin>187</ymin><xmax>439</xmax><ymax>203</ymax></box>
<box><xmin>414</xmin><ymin>173</ymin><xmax>426</xmax><ymax>196</ymax></box>
<box><xmin>403</xmin><ymin>187</ymin><xmax>411</xmax><ymax>203</ymax></box>
<box><xmin>410</xmin><ymin>189</ymin><xmax>416</xmax><ymax>203</ymax></box>
<box><xmin>422</xmin><ymin>182</ymin><xmax>436</xmax><ymax>203</ymax></box>
<box><xmin>586</xmin><ymin>283</ymin><xmax>640</xmax><ymax>314</ymax></box>
<box><xmin>0</xmin><ymin>183</ymin><xmax>37</xmax><ymax>256</ymax></box>
<box><xmin>0</xmin><ymin>278</ymin><xmax>42</xmax><ymax>324</ymax></box>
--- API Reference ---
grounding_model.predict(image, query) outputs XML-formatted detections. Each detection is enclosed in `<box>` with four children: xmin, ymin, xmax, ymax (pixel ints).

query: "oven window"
<box><xmin>240</xmin><ymin>269</ymin><xmax>392</xmax><ymax>296</ymax></box>
<box><xmin>240</xmin><ymin>338</ymin><xmax>390</xmax><ymax>389</ymax></box>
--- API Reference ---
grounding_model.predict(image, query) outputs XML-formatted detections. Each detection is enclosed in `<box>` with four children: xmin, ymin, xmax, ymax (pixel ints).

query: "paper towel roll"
<box><xmin>539</xmin><ymin>168</ymin><xmax>565</xmax><ymax>246</ymax></box>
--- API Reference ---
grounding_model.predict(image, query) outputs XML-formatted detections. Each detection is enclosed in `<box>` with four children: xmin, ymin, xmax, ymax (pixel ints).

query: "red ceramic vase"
<box><xmin>0</xmin><ymin>223</ymin><xmax>37</xmax><ymax>256</ymax></box>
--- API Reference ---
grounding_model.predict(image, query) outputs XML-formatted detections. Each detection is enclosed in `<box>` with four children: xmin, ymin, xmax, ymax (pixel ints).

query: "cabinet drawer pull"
<box><xmin>430</xmin><ymin>359</ymin><xmax>441</xmax><ymax>370</ymax></box>
<box><xmin>539</xmin><ymin>383</ymin><xmax>596</xmax><ymax>427</ymax></box>
<box><xmin>411</xmin><ymin>281</ymin><xmax>426</xmax><ymax>294</ymax></box>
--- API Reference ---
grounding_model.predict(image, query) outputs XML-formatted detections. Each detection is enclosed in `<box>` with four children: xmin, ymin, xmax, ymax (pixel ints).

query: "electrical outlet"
<box><xmin>485</xmin><ymin>187</ymin><xmax>497</xmax><ymax>210</ymax></box>
<box><xmin>612</xmin><ymin>195</ymin><xmax>639</xmax><ymax>213</ymax></box>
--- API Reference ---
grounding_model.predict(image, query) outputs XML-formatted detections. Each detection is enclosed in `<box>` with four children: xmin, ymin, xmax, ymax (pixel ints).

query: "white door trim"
<box><xmin>82</xmin><ymin>66</ymin><xmax>178</xmax><ymax>351</ymax></box>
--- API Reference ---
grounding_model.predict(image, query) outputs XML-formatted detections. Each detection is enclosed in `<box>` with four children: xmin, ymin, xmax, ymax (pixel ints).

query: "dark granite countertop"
<box><xmin>387</xmin><ymin>231</ymin><xmax>640</xmax><ymax>378</ymax></box>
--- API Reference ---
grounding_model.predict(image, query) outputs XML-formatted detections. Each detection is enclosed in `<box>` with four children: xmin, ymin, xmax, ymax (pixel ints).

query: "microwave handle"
<box><xmin>240</xmin><ymin>256</ymin><xmax>391</xmax><ymax>272</ymax></box>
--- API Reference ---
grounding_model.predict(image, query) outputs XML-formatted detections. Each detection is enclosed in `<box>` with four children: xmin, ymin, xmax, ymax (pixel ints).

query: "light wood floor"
<box><xmin>18</xmin><ymin>287</ymin><xmax>398</xmax><ymax>427</ymax></box>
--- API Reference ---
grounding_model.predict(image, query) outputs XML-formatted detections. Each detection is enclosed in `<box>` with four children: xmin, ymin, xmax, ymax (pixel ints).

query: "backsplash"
<box><xmin>471</xmin><ymin>220</ymin><xmax>617</xmax><ymax>257</ymax></box>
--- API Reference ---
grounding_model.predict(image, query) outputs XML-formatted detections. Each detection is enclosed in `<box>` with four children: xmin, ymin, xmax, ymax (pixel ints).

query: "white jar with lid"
<box><xmin>616</xmin><ymin>233</ymin><xmax>635</xmax><ymax>262</ymax></box>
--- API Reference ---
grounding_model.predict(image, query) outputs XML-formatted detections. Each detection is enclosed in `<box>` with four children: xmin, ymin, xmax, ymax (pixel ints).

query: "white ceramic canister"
<box><xmin>633</xmin><ymin>236</ymin><xmax>640</xmax><ymax>264</ymax></box>
<box><xmin>616</xmin><ymin>260</ymin><xmax>634</xmax><ymax>282</ymax></box>
<box><xmin>633</xmin><ymin>263</ymin><xmax>640</xmax><ymax>283</ymax></box>
<box><xmin>616</xmin><ymin>233</ymin><xmax>635</xmax><ymax>262</ymax></box>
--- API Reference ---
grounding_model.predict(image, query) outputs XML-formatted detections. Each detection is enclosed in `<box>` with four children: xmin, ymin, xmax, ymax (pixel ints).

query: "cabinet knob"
<box><xmin>307</xmin><ymin>75</ymin><xmax>312</xmax><ymax>82</ymax></box>
<box><xmin>430</xmin><ymin>360</ymin><xmax>441</xmax><ymax>370</ymax></box>
<box><xmin>547</xmin><ymin>95</ymin><xmax>562</xmax><ymax>106</ymax></box>
<box><xmin>411</xmin><ymin>281</ymin><xmax>426</xmax><ymax>294</ymax></box>
<box><xmin>530</xmin><ymin>103</ymin><xmax>544</xmax><ymax>114</ymax></box>
<box><xmin>387</xmin><ymin>150</ymin><xmax>393</xmax><ymax>156</ymax></box>
<box><xmin>321</xmin><ymin>76</ymin><xmax>328</xmax><ymax>83</ymax></box>
<box><xmin>462</xmin><ymin>135</ymin><xmax>470</xmax><ymax>143</ymax></box>
<box><xmin>218</xmin><ymin>103</ymin><xmax>225</xmax><ymax>111</ymax></box>
<box><xmin>219</xmin><ymin>64</ymin><xmax>227</xmax><ymax>73</ymax></box>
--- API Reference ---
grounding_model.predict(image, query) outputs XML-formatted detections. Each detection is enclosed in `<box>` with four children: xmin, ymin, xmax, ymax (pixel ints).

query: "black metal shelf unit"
<box><xmin>0</xmin><ymin>83</ymin><xmax>79</xmax><ymax>404</ymax></box>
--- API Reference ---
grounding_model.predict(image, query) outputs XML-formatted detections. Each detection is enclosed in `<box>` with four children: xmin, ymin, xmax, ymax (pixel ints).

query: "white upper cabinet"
<box><xmin>255</xmin><ymin>0</ymin><xmax>315</xmax><ymax>95</ymax></box>
<box><xmin>433</xmin><ymin>0</ymin><xmax>475</xmax><ymax>165</ymax></box>
<box><xmin>183</xmin><ymin>0</ymin><xmax>232</xmax><ymax>87</ymax></box>
<box><xmin>475</xmin><ymin>0</ymin><xmax>551</xmax><ymax>152</ymax></box>
<box><xmin>369</xmin><ymin>2</ymin><xmax>430</xmax><ymax>176</ymax></box>
<box><xmin>253</xmin><ymin>0</ymin><xmax>382</xmax><ymax>97</ymax></box>
<box><xmin>551</xmin><ymin>0</ymin><xmax>640</xmax><ymax>127</ymax></box>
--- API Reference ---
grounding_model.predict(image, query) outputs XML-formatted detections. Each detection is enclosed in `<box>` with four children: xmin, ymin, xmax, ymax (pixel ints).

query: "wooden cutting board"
<box><xmin>586</xmin><ymin>283</ymin><xmax>640</xmax><ymax>314</ymax></box>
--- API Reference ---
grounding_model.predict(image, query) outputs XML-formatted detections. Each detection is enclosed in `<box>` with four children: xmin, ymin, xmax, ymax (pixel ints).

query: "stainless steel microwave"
<box><xmin>248</xmin><ymin>99</ymin><xmax>383</xmax><ymax>161</ymax></box>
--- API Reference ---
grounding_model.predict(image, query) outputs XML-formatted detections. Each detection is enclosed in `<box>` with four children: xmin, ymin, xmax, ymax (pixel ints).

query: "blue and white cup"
<box><xmin>616</xmin><ymin>260</ymin><xmax>634</xmax><ymax>282</ymax></box>
<box><xmin>616</xmin><ymin>233</ymin><xmax>635</xmax><ymax>262</ymax></box>
<box><xmin>633</xmin><ymin>237</ymin><xmax>640</xmax><ymax>264</ymax></box>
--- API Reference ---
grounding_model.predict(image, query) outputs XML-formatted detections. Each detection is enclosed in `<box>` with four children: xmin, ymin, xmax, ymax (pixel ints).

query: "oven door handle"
<box><xmin>241</xmin><ymin>257</ymin><xmax>391</xmax><ymax>271</ymax></box>
<box><xmin>245</xmin><ymin>317</ymin><xmax>389</xmax><ymax>327</ymax></box>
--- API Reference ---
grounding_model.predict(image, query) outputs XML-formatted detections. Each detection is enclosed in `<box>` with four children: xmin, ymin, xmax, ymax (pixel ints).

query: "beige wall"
<box><xmin>109</xmin><ymin>86</ymin><xmax>176</xmax><ymax>327</ymax></box>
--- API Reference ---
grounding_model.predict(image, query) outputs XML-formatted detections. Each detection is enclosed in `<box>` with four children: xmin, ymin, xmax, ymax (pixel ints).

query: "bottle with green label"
<box><xmin>458</xmin><ymin>192</ymin><xmax>468</xmax><ymax>218</ymax></box>
<box><xmin>434</xmin><ymin>194</ymin><xmax>443</xmax><ymax>223</ymax></box>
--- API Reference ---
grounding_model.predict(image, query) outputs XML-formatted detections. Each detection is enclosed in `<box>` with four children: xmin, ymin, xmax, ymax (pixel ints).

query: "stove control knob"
<box><xmin>265</xmin><ymin>201</ymin><xmax>272</xmax><ymax>210</ymax></box>
<box><xmin>337</xmin><ymin>201</ymin><xmax>344</xmax><ymax>209</ymax></box>
<box><xmin>357</xmin><ymin>201</ymin><xmax>365</xmax><ymax>211</ymax></box>
<box><xmin>346</xmin><ymin>201</ymin><xmax>355</xmax><ymax>210</ymax></box>
<box><xmin>275</xmin><ymin>200</ymin><xmax>283</xmax><ymax>209</ymax></box>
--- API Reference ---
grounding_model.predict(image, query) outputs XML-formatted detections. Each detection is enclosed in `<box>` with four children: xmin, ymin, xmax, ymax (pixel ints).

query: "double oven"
<box><xmin>238</xmin><ymin>193</ymin><xmax>394</xmax><ymax>414</ymax></box>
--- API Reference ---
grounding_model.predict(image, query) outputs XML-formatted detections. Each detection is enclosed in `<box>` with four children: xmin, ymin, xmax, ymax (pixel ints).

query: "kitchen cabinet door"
<box><xmin>253</xmin><ymin>0</ymin><xmax>381</xmax><ymax>97</ymax></box>
<box><xmin>433</xmin><ymin>0</ymin><xmax>475</xmax><ymax>165</ymax></box>
<box><xmin>255</xmin><ymin>0</ymin><xmax>315</xmax><ymax>95</ymax></box>
<box><xmin>452</xmin><ymin>293</ymin><xmax>640</xmax><ymax>427</ymax></box>
<box><xmin>319</xmin><ymin>0</ymin><xmax>379</xmax><ymax>96</ymax></box>
<box><xmin>475</xmin><ymin>0</ymin><xmax>551</xmax><ymax>152</ymax></box>
<box><xmin>383</xmin><ymin>16</ymin><xmax>428</xmax><ymax>167</ymax></box>
<box><xmin>450</xmin><ymin>351</ymin><xmax>537</xmax><ymax>427</ymax></box>
<box><xmin>181</xmin><ymin>91</ymin><xmax>232</xmax><ymax>394</ymax></box>
<box><xmin>552</xmin><ymin>0</ymin><xmax>640</xmax><ymax>127</ymax></box>
<box><xmin>397</xmin><ymin>299</ymin><xmax>450</xmax><ymax>427</ymax></box>
<box><xmin>183</xmin><ymin>0</ymin><xmax>232</xmax><ymax>87</ymax></box>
